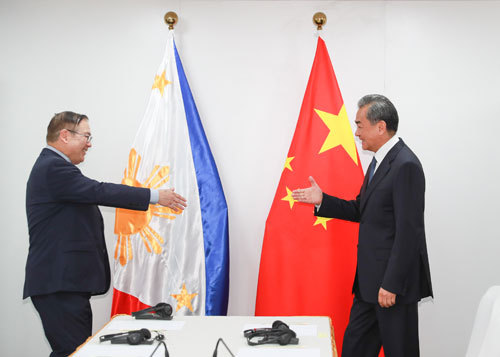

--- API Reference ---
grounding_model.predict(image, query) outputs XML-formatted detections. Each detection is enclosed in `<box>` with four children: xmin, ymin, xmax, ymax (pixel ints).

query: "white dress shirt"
<box><xmin>371</xmin><ymin>135</ymin><xmax>400</xmax><ymax>175</ymax></box>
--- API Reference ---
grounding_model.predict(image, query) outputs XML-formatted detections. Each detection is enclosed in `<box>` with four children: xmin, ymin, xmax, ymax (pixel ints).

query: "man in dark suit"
<box><xmin>292</xmin><ymin>95</ymin><xmax>432</xmax><ymax>356</ymax></box>
<box><xmin>24</xmin><ymin>111</ymin><xmax>187</xmax><ymax>357</ymax></box>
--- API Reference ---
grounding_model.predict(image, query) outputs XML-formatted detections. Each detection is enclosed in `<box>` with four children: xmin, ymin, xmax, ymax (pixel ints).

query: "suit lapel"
<box><xmin>360</xmin><ymin>139</ymin><xmax>405</xmax><ymax>212</ymax></box>
<box><xmin>359</xmin><ymin>169</ymin><xmax>369</xmax><ymax>197</ymax></box>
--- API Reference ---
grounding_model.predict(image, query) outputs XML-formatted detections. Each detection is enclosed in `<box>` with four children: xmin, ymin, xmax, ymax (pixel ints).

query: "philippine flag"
<box><xmin>111</xmin><ymin>30</ymin><xmax>229</xmax><ymax>316</ymax></box>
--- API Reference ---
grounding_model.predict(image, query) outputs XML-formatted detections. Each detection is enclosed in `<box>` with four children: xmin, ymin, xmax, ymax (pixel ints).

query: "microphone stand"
<box><xmin>212</xmin><ymin>338</ymin><xmax>235</xmax><ymax>357</ymax></box>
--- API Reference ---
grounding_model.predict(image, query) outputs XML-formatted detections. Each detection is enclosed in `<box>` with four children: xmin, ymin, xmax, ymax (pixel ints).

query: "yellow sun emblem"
<box><xmin>114</xmin><ymin>148</ymin><xmax>181</xmax><ymax>266</ymax></box>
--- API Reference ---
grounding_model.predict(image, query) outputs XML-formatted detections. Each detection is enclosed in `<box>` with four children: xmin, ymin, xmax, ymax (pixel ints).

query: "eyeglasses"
<box><xmin>67</xmin><ymin>129</ymin><xmax>93</xmax><ymax>143</ymax></box>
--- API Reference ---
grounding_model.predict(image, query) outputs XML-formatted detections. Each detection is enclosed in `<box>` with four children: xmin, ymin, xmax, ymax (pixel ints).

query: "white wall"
<box><xmin>1</xmin><ymin>1</ymin><xmax>499</xmax><ymax>356</ymax></box>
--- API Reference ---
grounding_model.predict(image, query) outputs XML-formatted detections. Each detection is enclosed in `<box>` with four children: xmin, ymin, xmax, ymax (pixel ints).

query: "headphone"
<box><xmin>243</xmin><ymin>320</ymin><xmax>299</xmax><ymax>346</ymax></box>
<box><xmin>99</xmin><ymin>328</ymin><xmax>163</xmax><ymax>345</ymax></box>
<box><xmin>132</xmin><ymin>302</ymin><xmax>173</xmax><ymax>320</ymax></box>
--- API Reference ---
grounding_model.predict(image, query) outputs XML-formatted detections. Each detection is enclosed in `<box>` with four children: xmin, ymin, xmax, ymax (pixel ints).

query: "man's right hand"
<box><xmin>292</xmin><ymin>176</ymin><xmax>323</xmax><ymax>206</ymax></box>
<box><xmin>158</xmin><ymin>188</ymin><xmax>187</xmax><ymax>211</ymax></box>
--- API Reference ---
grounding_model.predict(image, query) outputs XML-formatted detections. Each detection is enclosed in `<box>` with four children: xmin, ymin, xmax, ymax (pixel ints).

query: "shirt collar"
<box><xmin>45</xmin><ymin>145</ymin><xmax>71</xmax><ymax>163</ymax></box>
<box><xmin>373</xmin><ymin>135</ymin><xmax>400</xmax><ymax>172</ymax></box>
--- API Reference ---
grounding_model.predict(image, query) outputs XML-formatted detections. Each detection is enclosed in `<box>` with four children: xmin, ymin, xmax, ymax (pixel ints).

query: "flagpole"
<box><xmin>164</xmin><ymin>11</ymin><xmax>178</xmax><ymax>29</ymax></box>
<box><xmin>313</xmin><ymin>12</ymin><xmax>327</xmax><ymax>30</ymax></box>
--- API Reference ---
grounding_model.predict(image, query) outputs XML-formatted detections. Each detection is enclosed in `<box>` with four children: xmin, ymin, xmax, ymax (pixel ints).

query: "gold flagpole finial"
<box><xmin>313</xmin><ymin>12</ymin><xmax>327</xmax><ymax>31</ymax></box>
<box><xmin>164</xmin><ymin>11</ymin><xmax>178</xmax><ymax>30</ymax></box>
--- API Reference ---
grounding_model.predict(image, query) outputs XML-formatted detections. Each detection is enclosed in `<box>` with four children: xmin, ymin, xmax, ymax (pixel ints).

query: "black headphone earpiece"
<box><xmin>126</xmin><ymin>328</ymin><xmax>151</xmax><ymax>345</ymax></box>
<box><xmin>278</xmin><ymin>328</ymin><xmax>297</xmax><ymax>345</ymax></box>
<box><xmin>271</xmin><ymin>320</ymin><xmax>289</xmax><ymax>330</ymax></box>
<box><xmin>149</xmin><ymin>302</ymin><xmax>173</xmax><ymax>318</ymax></box>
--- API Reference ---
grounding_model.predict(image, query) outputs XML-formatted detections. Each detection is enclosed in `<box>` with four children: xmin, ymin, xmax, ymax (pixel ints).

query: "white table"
<box><xmin>71</xmin><ymin>315</ymin><xmax>337</xmax><ymax>357</ymax></box>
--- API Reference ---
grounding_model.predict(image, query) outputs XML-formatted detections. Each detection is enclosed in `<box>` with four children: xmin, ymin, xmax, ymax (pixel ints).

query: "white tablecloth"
<box><xmin>71</xmin><ymin>314</ymin><xmax>337</xmax><ymax>357</ymax></box>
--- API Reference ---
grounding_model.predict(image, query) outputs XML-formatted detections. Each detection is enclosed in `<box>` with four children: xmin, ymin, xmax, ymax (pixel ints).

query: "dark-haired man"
<box><xmin>293</xmin><ymin>95</ymin><xmax>433</xmax><ymax>356</ymax></box>
<box><xmin>23</xmin><ymin>112</ymin><xmax>187</xmax><ymax>357</ymax></box>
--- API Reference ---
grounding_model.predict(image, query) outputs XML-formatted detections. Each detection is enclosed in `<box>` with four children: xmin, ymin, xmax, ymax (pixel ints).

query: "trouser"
<box><xmin>342</xmin><ymin>297</ymin><xmax>419</xmax><ymax>357</ymax></box>
<box><xmin>31</xmin><ymin>292</ymin><xmax>92</xmax><ymax>357</ymax></box>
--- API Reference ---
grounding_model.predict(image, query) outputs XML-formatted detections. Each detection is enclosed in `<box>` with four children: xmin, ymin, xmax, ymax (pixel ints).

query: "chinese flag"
<box><xmin>255</xmin><ymin>36</ymin><xmax>364</xmax><ymax>355</ymax></box>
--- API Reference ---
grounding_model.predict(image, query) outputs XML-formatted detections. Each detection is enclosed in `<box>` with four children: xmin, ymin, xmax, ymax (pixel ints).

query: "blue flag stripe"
<box><xmin>174</xmin><ymin>42</ymin><xmax>230</xmax><ymax>315</ymax></box>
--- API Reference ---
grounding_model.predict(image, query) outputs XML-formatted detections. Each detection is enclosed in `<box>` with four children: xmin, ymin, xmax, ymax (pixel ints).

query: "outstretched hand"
<box><xmin>158</xmin><ymin>188</ymin><xmax>187</xmax><ymax>211</ymax></box>
<box><xmin>292</xmin><ymin>176</ymin><xmax>323</xmax><ymax>206</ymax></box>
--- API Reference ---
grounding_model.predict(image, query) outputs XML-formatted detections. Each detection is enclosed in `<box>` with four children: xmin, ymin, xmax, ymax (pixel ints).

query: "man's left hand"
<box><xmin>378</xmin><ymin>287</ymin><xmax>396</xmax><ymax>308</ymax></box>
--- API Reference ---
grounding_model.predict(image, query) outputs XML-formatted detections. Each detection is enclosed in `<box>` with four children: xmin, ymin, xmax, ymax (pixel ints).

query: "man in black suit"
<box><xmin>292</xmin><ymin>95</ymin><xmax>432</xmax><ymax>356</ymax></box>
<box><xmin>23</xmin><ymin>111</ymin><xmax>187</xmax><ymax>357</ymax></box>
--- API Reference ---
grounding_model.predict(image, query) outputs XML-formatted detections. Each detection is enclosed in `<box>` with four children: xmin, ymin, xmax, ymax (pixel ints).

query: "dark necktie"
<box><xmin>367</xmin><ymin>157</ymin><xmax>377</xmax><ymax>184</ymax></box>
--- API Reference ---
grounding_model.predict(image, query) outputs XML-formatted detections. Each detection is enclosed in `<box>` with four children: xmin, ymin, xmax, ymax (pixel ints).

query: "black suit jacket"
<box><xmin>316</xmin><ymin>139</ymin><xmax>433</xmax><ymax>304</ymax></box>
<box><xmin>23</xmin><ymin>148</ymin><xmax>150</xmax><ymax>299</ymax></box>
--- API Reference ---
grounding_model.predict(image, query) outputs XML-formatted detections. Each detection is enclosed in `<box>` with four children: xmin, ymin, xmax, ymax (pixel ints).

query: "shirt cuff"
<box><xmin>150</xmin><ymin>189</ymin><xmax>159</xmax><ymax>204</ymax></box>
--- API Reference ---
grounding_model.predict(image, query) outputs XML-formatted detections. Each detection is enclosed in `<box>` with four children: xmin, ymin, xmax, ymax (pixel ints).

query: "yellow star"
<box><xmin>152</xmin><ymin>70</ymin><xmax>171</xmax><ymax>96</ymax></box>
<box><xmin>284</xmin><ymin>156</ymin><xmax>294</xmax><ymax>172</ymax></box>
<box><xmin>315</xmin><ymin>105</ymin><xmax>358</xmax><ymax>165</ymax></box>
<box><xmin>314</xmin><ymin>216</ymin><xmax>332</xmax><ymax>230</ymax></box>
<box><xmin>171</xmin><ymin>283</ymin><xmax>198</xmax><ymax>312</ymax></box>
<box><xmin>281</xmin><ymin>187</ymin><xmax>296</xmax><ymax>209</ymax></box>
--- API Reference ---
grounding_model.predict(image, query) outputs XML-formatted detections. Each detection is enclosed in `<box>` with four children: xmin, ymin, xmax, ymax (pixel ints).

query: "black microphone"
<box><xmin>132</xmin><ymin>302</ymin><xmax>173</xmax><ymax>320</ymax></box>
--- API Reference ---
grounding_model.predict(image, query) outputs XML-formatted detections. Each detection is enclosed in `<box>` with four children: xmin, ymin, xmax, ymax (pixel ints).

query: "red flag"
<box><xmin>255</xmin><ymin>36</ymin><xmax>364</xmax><ymax>355</ymax></box>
